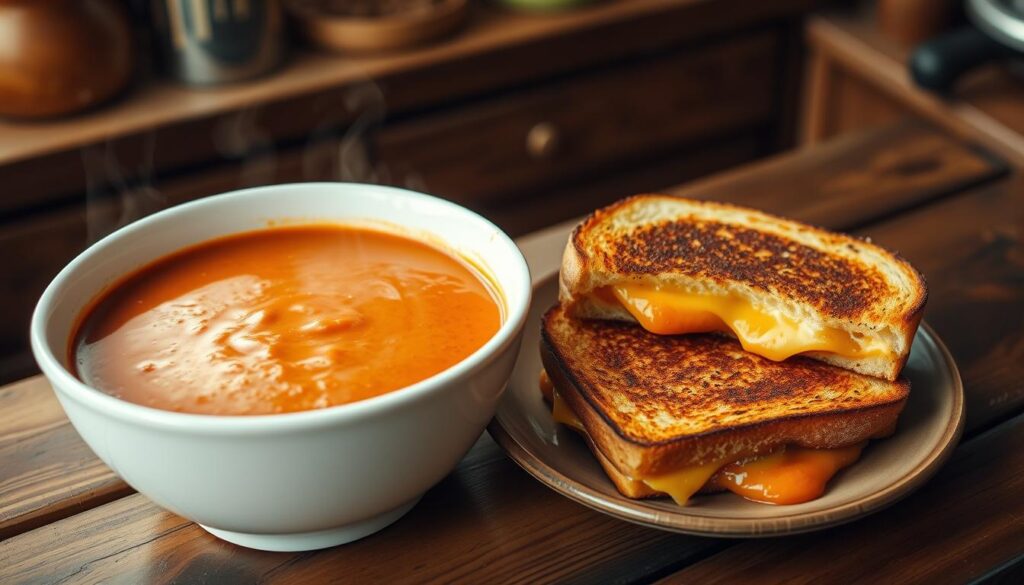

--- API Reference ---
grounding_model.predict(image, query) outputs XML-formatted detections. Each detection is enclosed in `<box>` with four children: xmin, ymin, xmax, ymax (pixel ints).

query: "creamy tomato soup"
<box><xmin>71</xmin><ymin>225</ymin><xmax>502</xmax><ymax>415</ymax></box>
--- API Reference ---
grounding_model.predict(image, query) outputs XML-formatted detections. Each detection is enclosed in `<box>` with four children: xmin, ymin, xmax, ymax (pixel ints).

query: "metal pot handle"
<box><xmin>909</xmin><ymin>25</ymin><xmax>1016</xmax><ymax>92</ymax></box>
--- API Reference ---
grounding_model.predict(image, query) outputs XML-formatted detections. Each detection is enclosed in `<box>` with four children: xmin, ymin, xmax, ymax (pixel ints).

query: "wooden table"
<box><xmin>2</xmin><ymin>120</ymin><xmax>1023</xmax><ymax>583</ymax></box>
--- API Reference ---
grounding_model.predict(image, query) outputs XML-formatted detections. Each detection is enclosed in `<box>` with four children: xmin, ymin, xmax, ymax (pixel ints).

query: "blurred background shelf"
<box><xmin>0</xmin><ymin>0</ymin><xmax>823</xmax><ymax>382</ymax></box>
<box><xmin>14</xmin><ymin>0</ymin><xmax>1024</xmax><ymax>383</ymax></box>
<box><xmin>0</xmin><ymin>0</ymin><xmax>817</xmax><ymax>209</ymax></box>
<box><xmin>801</xmin><ymin>3</ymin><xmax>1024</xmax><ymax>165</ymax></box>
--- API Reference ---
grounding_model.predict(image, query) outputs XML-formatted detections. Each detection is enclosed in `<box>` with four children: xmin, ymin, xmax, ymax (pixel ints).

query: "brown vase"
<box><xmin>0</xmin><ymin>0</ymin><xmax>134</xmax><ymax>119</ymax></box>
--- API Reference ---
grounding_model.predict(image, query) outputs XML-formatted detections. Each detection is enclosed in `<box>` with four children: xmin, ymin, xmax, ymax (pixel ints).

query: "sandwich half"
<box><xmin>540</xmin><ymin>304</ymin><xmax>910</xmax><ymax>505</ymax></box>
<box><xmin>560</xmin><ymin>195</ymin><xmax>927</xmax><ymax>381</ymax></box>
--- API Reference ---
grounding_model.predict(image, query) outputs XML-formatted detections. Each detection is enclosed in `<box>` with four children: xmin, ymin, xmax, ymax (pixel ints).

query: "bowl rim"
<box><xmin>30</xmin><ymin>182</ymin><xmax>532</xmax><ymax>434</ymax></box>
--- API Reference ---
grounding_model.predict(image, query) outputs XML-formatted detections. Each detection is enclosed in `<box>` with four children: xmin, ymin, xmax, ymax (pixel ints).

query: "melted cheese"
<box><xmin>539</xmin><ymin>369</ymin><xmax>555</xmax><ymax>403</ymax></box>
<box><xmin>545</xmin><ymin>376</ymin><xmax>863</xmax><ymax>506</ymax></box>
<box><xmin>551</xmin><ymin>387</ymin><xmax>586</xmax><ymax>433</ymax></box>
<box><xmin>712</xmin><ymin>443</ymin><xmax>864</xmax><ymax>505</ymax></box>
<box><xmin>606</xmin><ymin>284</ymin><xmax>890</xmax><ymax>362</ymax></box>
<box><xmin>641</xmin><ymin>460</ymin><xmax>725</xmax><ymax>505</ymax></box>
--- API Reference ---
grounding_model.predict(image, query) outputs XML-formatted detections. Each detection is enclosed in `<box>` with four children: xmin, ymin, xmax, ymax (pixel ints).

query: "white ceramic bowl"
<box><xmin>30</xmin><ymin>183</ymin><xmax>531</xmax><ymax>551</ymax></box>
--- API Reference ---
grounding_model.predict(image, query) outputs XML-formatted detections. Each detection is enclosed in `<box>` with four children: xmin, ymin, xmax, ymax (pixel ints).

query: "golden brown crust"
<box><xmin>581</xmin><ymin>425</ymin><xmax>660</xmax><ymax>499</ymax></box>
<box><xmin>571</xmin><ymin>195</ymin><xmax>927</xmax><ymax>321</ymax></box>
<box><xmin>541</xmin><ymin>383</ymin><xmax>722</xmax><ymax>500</ymax></box>
<box><xmin>800</xmin><ymin>299</ymin><xmax>926</xmax><ymax>381</ymax></box>
<box><xmin>541</xmin><ymin>305</ymin><xmax>908</xmax><ymax>477</ymax></box>
<box><xmin>562</xmin><ymin>194</ymin><xmax>928</xmax><ymax>381</ymax></box>
<box><xmin>615</xmin><ymin>222</ymin><xmax>886</xmax><ymax>318</ymax></box>
<box><xmin>581</xmin><ymin>431</ymin><xmax>727</xmax><ymax>499</ymax></box>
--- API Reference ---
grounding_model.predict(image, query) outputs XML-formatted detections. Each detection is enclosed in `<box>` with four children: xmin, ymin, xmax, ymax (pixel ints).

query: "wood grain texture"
<box><xmin>0</xmin><ymin>378</ymin><xmax>64</xmax><ymax>443</ymax></box>
<box><xmin>800</xmin><ymin>46</ymin><xmax>909</xmax><ymax>144</ymax></box>
<box><xmin>669</xmin><ymin>121</ymin><xmax>1007</xmax><ymax>230</ymax></box>
<box><xmin>804</xmin><ymin>6</ymin><xmax>1024</xmax><ymax>166</ymax></box>
<box><xmin>0</xmin><ymin>437</ymin><xmax>726</xmax><ymax>584</ymax></box>
<box><xmin>481</xmin><ymin>134</ymin><xmax>765</xmax><ymax>237</ymax></box>
<box><xmin>0</xmin><ymin>121</ymin><xmax>994</xmax><ymax>543</ymax></box>
<box><xmin>799</xmin><ymin>48</ymin><xmax>833</xmax><ymax>145</ymax></box>
<box><xmin>823</xmin><ymin>67</ymin><xmax>908</xmax><ymax>140</ymax></box>
<box><xmin>0</xmin><ymin>0</ymin><xmax>818</xmax><ymax>214</ymax></box>
<box><xmin>0</xmin><ymin>425</ymin><xmax>132</xmax><ymax>542</ymax></box>
<box><xmin>659</xmin><ymin>411</ymin><xmax>1024</xmax><ymax>585</ymax></box>
<box><xmin>857</xmin><ymin>178</ymin><xmax>1024</xmax><ymax>436</ymax></box>
<box><xmin>0</xmin><ymin>122</ymin><xmax>1019</xmax><ymax>582</ymax></box>
<box><xmin>375</xmin><ymin>33</ymin><xmax>778</xmax><ymax>204</ymax></box>
<box><xmin>0</xmin><ymin>379</ymin><xmax>133</xmax><ymax>541</ymax></box>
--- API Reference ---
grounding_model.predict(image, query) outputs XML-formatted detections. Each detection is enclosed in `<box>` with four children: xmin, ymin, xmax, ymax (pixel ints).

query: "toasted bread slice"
<box><xmin>560</xmin><ymin>195</ymin><xmax>927</xmax><ymax>380</ymax></box>
<box><xmin>541</xmin><ymin>304</ymin><xmax>909</xmax><ymax>480</ymax></box>
<box><xmin>565</xmin><ymin>411</ymin><xmax>725</xmax><ymax>500</ymax></box>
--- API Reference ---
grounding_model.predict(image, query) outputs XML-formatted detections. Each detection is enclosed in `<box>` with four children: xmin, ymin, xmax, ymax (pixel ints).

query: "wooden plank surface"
<box><xmin>659</xmin><ymin>411</ymin><xmax>1024</xmax><ymax>585</ymax></box>
<box><xmin>670</xmin><ymin>121</ymin><xmax>1007</xmax><ymax>229</ymax></box>
<box><xmin>1</xmin><ymin>122</ymin><xmax>1021</xmax><ymax>583</ymax></box>
<box><xmin>0</xmin><ymin>419</ymin><xmax>131</xmax><ymax>541</ymax></box>
<box><xmin>858</xmin><ymin>181</ymin><xmax>1024</xmax><ymax>436</ymax></box>
<box><xmin>0</xmin><ymin>378</ymin><xmax>136</xmax><ymax>541</ymax></box>
<box><xmin>0</xmin><ymin>441</ymin><xmax>723</xmax><ymax>584</ymax></box>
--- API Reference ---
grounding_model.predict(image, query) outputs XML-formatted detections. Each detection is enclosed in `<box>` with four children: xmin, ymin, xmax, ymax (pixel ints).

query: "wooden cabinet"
<box><xmin>0</xmin><ymin>0</ymin><xmax>820</xmax><ymax>382</ymax></box>
<box><xmin>802</xmin><ymin>50</ymin><xmax>910</xmax><ymax>143</ymax></box>
<box><xmin>799</xmin><ymin>6</ymin><xmax>1024</xmax><ymax>169</ymax></box>
<box><xmin>375</xmin><ymin>33</ymin><xmax>779</xmax><ymax>205</ymax></box>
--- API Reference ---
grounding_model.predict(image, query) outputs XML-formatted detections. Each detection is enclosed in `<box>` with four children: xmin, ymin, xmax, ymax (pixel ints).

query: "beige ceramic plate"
<box><xmin>488</xmin><ymin>273</ymin><xmax>964</xmax><ymax>537</ymax></box>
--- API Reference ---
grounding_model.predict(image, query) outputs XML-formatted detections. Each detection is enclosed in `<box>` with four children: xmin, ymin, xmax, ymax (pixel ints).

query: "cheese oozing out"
<box><xmin>543</xmin><ymin>373</ymin><xmax>863</xmax><ymax>506</ymax></box>
<box><xmin>600</xmin><ymin>284</ymin><xmax>891</xmax><ymax>362</ymax></box>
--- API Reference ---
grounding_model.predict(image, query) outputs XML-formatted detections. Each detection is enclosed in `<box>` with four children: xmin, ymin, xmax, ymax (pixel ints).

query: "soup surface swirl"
<box><xmin>72</xmin><ymin>225</ymin><xmax>502</xmax><ymax>415</ymax></box>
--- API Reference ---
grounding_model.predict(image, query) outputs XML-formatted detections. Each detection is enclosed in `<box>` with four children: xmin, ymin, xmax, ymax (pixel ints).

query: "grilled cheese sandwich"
<box><xmin>540</xmin><ymin>305</ymin><xmax>908</xmax><ymax>506</ymax></box>
<box><xmin>543</xmin><ymin>372</ymin><xmax>865</xmax><ymax>505</ymax></box>
<box><xmin>605</xmin><ymin>284</ymin><xmax>892</xmax><ymax>362</ymax></box>
<box><xmin>560</xmin><ymin>195</ymin><xmax>927</xmax><ymax>381</ymax></box>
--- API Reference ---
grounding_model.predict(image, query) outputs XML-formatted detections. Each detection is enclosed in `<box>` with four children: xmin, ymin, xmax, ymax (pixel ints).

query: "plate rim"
<box><xmin>487</xmin><ymin>272</ymin><xmax>966</xmax><ymax>537</ymax></box>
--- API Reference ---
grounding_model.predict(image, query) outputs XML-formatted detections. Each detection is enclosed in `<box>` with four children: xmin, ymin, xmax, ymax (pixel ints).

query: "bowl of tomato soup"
<box><xmin>30</xmin><ymin>183</ymin><xmax>531</xmax><ymax>551</ymax></box>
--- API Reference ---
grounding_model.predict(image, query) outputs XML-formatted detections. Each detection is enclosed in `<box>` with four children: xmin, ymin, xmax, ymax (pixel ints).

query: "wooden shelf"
<box><xmin>0</xmin><ymin>0</ymin><xmax>801</xmax><ymax>167</ymax></box>
<box><xmin>0</xmin><ymin>0</ymin><xmax>824</xmax><ymax>382</ymax></box>
<box><xmin>0</xmin><ymin>0</ymin><xmax>821</xmax><ymax>218</ymax></box>
<box><xmin>0</xmin><ymin>1</ymin><xmax>648</xmax><ymax>165</ymax></box>
<box><xmin>805</xmin><ymin>4</ymin><xmax>1024</xmax><ymax>165</ymax></box>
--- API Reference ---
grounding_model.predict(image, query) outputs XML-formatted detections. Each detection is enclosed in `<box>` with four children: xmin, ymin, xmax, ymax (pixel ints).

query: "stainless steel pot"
<box><xmin>911</xmin><ymin>0</ymin><xmax>1024</xmax><ymax>91</ymax></box>
<box><xmin>152</xmin><ymin>0</ymin><xmax>285</xmax><ymax>85</ymax></box>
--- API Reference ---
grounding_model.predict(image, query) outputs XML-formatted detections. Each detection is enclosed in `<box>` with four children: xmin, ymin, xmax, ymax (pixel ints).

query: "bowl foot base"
<box><xmin>199</xmin><ymin>497</ymin><xmax>421</xmax><ymax>551</ymax></box>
